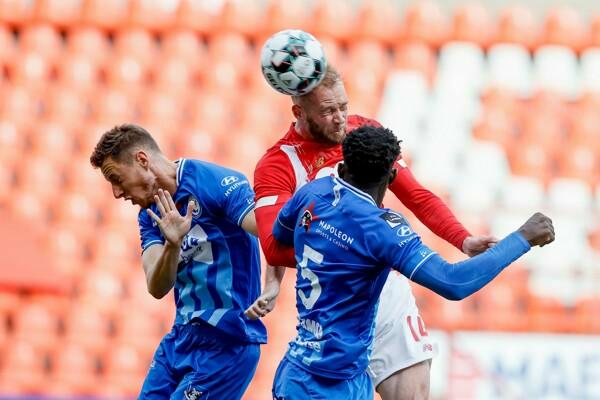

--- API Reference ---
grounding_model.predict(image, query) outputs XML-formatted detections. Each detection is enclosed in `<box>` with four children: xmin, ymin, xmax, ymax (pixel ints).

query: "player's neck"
<box><xmin>294</xmin><ymin>120</ymin><xmax>313</xmax><ymax>140</ymax></box>
<box><xmin>343</xmin><ymin>177</ymin><xmax>386</xmax><ymax>206</ymax></box>
<box><xmin>153</xmin><ymin>156</ymin><xmax>178</xmax><ymax>194</ymax></box>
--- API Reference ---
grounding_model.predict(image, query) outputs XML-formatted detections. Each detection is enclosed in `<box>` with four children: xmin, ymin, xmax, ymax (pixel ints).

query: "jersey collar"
<box><xmin>175</xmin><ymin>158</ymin><xmax>186</xmax><ymax>187</ymax></box>
<box><xmin>333</xmin><ymin>177</ymin><xmax>377</xmax><ymax>207</ymax></box>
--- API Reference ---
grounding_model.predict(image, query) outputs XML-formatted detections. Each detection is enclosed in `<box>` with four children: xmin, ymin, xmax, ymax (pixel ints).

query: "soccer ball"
<box><xmin>260</xmin><ymin>29</ymin><xmax>328</xmax><ymax>96</ymax></box>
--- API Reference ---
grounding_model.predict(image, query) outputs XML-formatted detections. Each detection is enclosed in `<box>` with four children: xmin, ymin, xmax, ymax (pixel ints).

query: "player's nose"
<box><xmin>112</xmin><ymin>185</ymin><xmax>124</xmax><ymax>199</ymax></box>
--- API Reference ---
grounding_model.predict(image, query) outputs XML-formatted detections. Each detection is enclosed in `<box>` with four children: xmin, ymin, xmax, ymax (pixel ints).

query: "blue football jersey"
<box><xmin>139</xmin><ymin>158</ymin><xmax>266</xmax><ymax>344</ymax></box>
<box><xmin>273</xmin><ymin>176</ymin><xmax>438</xmax><ymax>379</ymax></box>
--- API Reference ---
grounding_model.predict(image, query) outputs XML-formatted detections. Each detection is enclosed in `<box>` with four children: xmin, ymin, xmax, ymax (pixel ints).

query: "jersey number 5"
<box><xmin>298</xmin><ymin>244</ymin><xmax>324</xmax><ymax>310</ymax></box>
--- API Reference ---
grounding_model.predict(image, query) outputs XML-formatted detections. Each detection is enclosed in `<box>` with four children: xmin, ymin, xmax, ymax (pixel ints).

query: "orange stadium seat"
<box><xmin>220</xmin><ymin>0</ymin><xmax>264</xmax><ymax>38</ymax></box>
<box><xmin>78</xmin><ymin>268</ymin><xmax>125</xmax><ymax>314</ymax></box>
<box><xmin>347</xmin><ymin>40</ymin><xmax>390</xmax><ymax>76</ymax></box>
<box><xmin>0</xmin><ymin>118</ymin><xmax>27</xmax><ymax>164</ymax></box>
<box><xmin>114</xmin><ymin>28</ymin><xmax>158</xmax><ymax>67</ymax></box>
<box><xmin>14</xmin><ymin>154</ymin><xmax>64</xmax><ymax>199</ymax></box>
<box><xmin>129</xmin><ymin>0</ymin><xmax>177</xmax><ymax>33</ymax></box>
<box><xmin>312</xmin><ymin>0</ymin><xmax>356</xmax><ymax>41</ymax></box>
<box><xmin>82</xmin><ymin>0</ymin><xmax>130</xmax><ymax>31</ymax></box>
<box><xmin>317</xmin><ymin>36</ymin><xmax>345</xmax><ymax>71</ymax></box>
<box><xmin>574</xmin><ymin>297</ymin><xmax>600</xmax><ymax>333</ymax></box>
<box><xmin>88</xmin><ymin>230</ymin><xmax>138</xmax><ymax>278</ymax></box>
<box><xmin>0</xmin><ymin>161</ymin><xmax>15</xmax><ymax>206</ymax></box>
<box><xmin>7</xmin><ymin>188</ymin><xmax>52</xmax><ymax>225</ymax></box>
<box><xmin>50</xmin><ymin>190</ymin><xmax>99</xmax><ymax>237</ymax></box>
<box><xmin>569</xmin><ymin>108</ymin><xmax>600</xmax><ymax>151</ymax></box>
<box><xmin>400</xmin><ymin>0</ymin><xmax>450</xmax><ymax>48</ymax></box>
<box><xmin>20</xmin><ymin>24</ymin><xmax>63</xmax><ymax>62</ymax></box>
<box><xmin>34</xmin><ymin>0</ymin><xmax>82</xmax><ymax>28</ymax></box>
<box><xmin>175</xmin><ymin>0</ymin><xmax>221</xmax><ymax>34</ymax></box>
<box><xmin>105</xmin><ymin>54</ymin><xmax>149</xmax><ymax>92</ymax></box>
<box><xmin>161</xmin><ymin>29</ymin><xmax>206</xmax><ymax>68</ymax></box>
<box><xmin>393</xmin><ymin>41</ymin><xmax>437</xmax><ymax>83</ymax></box>
<box><xmin>208</xmin><ymin>32</ymin><xmax>252</xmax><ymax>63</ymax></box>
<box><xmin>65</xmin><ymin>27</ymin><xmax>110</xmax><ymax>65</ymax></box>
<box><xmin>101</xmin><ymin>343</ymin><xmax>148</xmax><ymax>395</ymax></box>
<box><xmin>591</xmin><ymin>13</ymin><xmax>600</xmax><ymax>47</ymax></box>
<box><xmin>7</xmin><ymin>50</ymin><xmax>53</xmax><ymax>90</ymax></box>
<box><xmin>28</xmin><ymin>119</ymin><xmax>77</xmax><ymax>163</ymax></box>
<box><xmin>12</xmin><ymin>302</ymin><xmax>59</xmax><ymax>350</ymax></box>
<box><xmin>354</xmin><ymin>0</ymin><xmax>400</xmax><ymax>44</ymax></box>
<box><xmin>174</xmin><ymin>122</ymin><xmax>224</xmax><ymax>162</ymax></box>
<box><xmin>150</xmin><ymin>58</ymin><xmax>195</xmax><ymax>95</ymax></box>
<box><xmin>140</xmin><ymin>90</ymin><xmax>186</xmax><ymax>126</ymax></box>
<box><xmin>508</xmin><ymin>140</ymin><xmax>555</xmax><ymax>184</ymax></box>
<box><xmin>0</xmin><ymin>0</ymin><xmax>34</xmax><ymax>27</ymax></box>
<box><xmin>496</xmin><ymin>5</ymin><xmax>540</xmax><ymax>49</ymax></box>
<box><xmin>113</xmin><ymin>311</ymin><xmax>163</xmax><ymax>354</ymax></box>
<box><xmin>63</xmin><ymin>304</ymin><xmax>112</xmax><ymax>353</ymax></box>
<box><xmin>519</xmin><ymin>112</ymin><xmax>565</xmax><ymax>158</ymax></box>
<box><xmin>0</xmin><ymin>339</ymin><xmax>47</xmax><ymax>393</ymax></box>
<box><xmin>56</xmin><ymin>54</ymin><xmax>101</xmax><ymax>95</ymax></box>
<box><xmin>0</xmin><ymin>84</ymin><xmax>41</xmax><ymax>124</ymax></box>
<box><xmin>47</xmin><ymin>342</ymin><xmax>99</xmax><ymax>396</ymax></box>
<box><xmin>542</xmin><ymin>6</ymin><xmax>588</xmax><ymax>51</ymax></box>
<box><xmin>556</xmin><ymin>143</ymin><xmax>599</xmax><ymax>187</ymax></box>
<box><xmin>200</xmin><ymin>59</ymin><xmax>246</xmax><ymax>97</ymax></box>
<box><xmin>41</xmin><ymin>85</ymin><xmax>90</xmax><ymax>124</ymax></box>
<box><xmin>527</xmin><ymin>295</ymin><xmax>572</xmax><ymax>332</ymax></box>
<box><xmin>263</xmin><ymin>0</ymin><xmax>311</xmax><ymax>35</ymax></box>
<box><xmin>90</xmin><ymin>88</ymin><xmax>139</xmax><ymax>125</ymax></box>
<box><xmin>452</xmin><ymin>3</ymin><xmax>494</xmax><ymax>48</ymax></box>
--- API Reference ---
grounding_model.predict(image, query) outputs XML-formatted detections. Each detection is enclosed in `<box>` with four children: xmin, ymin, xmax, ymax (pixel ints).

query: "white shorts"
<box><xmin>367</xmin><ymin>272</ymin><xmax>438</xmax><ymax>388</ymax></box>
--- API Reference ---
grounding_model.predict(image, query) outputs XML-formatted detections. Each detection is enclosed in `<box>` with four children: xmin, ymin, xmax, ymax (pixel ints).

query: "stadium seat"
<box><xmin>63</xmin><ymin>304</ymin><xmax>112</xmax><ymax>353</ymax></box>
<box><xmin>88</xmin><ymin>230</ymin><xmax>138</xmax><ymax>278</ymax></box>
<box><xmin>451</xmin><ymin>180</ymin><xmax>497</xmax><ymax>214</ymax></box>
<box><xmin>508</xmin><ymin>140</ymin><xmax>555</xmax><ymax>184</ymax></box>
<box><xmin>90</xmin><ymin>88</ymin><xmax>138</xmax><ymax>125</ymax></box>
<box><xmin>7</xmin><ymin>50</ymin><xmax>53</xmax><ymax>91</ymax></box>
<box><xmin>592</xmin><ymin>13</ymin><xmax>600</xmax><ymax>47</ymax></box>
<box><xmin>48</xmin><ymin>342</ymin><xmax>99</xmax><ymax>395</ymax></box>
<box><xmin>486</xmin><ymin>44</ymin><xmax>533</xmax><ymax>95</ymax></box>
<box><xmin>175</xmin><ymin>0</ymin><xmax>222</xmax><ymax>34</ymax></box>
<box><xmin>19</xmin><ymin>24</ymin><xmax>63</xmax><ymax>62</ymax></box>
<box><xmin>65</xmin><ymin>27</ymin><xmax>110</xmax><ymax>65</ymax></box>
<box><xmin>495</xmin><ymin>5</ymin><xmax>540</xmax><ymax>49</ymax></box>
<box><xmin>34</xmin><ymin>0</ymin><xmax>82</xmax><ymax>28</ymax></box>
<box><xmin>263</xmin><ymin>0</ymin><xmax>311</xmax><ymax>34</ymax></box>
<box><xmin>527</xmin><ymin>293</ymin><xmax>572</xmax><ymax>332</ymax></box>
<box><xmin>0</xmin><ymin>118</ymin><xmax>27</xmax><ymax>164</ymax></box>
<box><xmin>569</xmin><ymin>108</ymin><xmax>600</xmax><ymax>151</ymax></box>
<box><xmin>220</xmin><ymin>0</ymin><xmax>264</xmax><ymax>38</ymax></box>
<box><xmin>400</xmin><ymin>0</ymin><xmax>449</xmax><ymax>48</ymax></box>
<box><xmin>114</xmin><ymin>28</ymin><xmax>158</xmax><ymax>67</ymax></box>
<box><xmin>472</xmin><ymin>108</ymin><xmax>517</xmax><ymax>150</ymax></box>
<box><xmin>0</xmin><ymin>84</ymin><xmax>42</xmax><ymax>126</ymax></box>
<box><xmin>42</xmin><ymin>85</ymin><xmax>91</xmax><ymax>124</ymax></box>
<box><xmin>520</xmin><ymin>111</ymin><xmax>565</xmax><ymax>158</ymax></box>
<box><xmin>354</xmin><ymin>0</ymin><xmax>400</xmax><ymax>44</ymax></box>
<box><xmin>315</xmin><ymin>36</ymin><xmax>345</xmax><ymax>72</ymax></box>
<box><xmin>0</xmin><ymin>160</ymin><xmax>15</xmax><ymax>206</ymax></box>
<box><xmin>105</xmin><ymin>54</ymin><xmax>149</xmax><ymax>92</ymax></box>
<box><xmin>150</xmin><ymin>57</ymin><xmax>195</xmax><ymax>96</ymax></box>
<box><xmin>312</xmin><ymin>0</ymin><xmax>355</xmax><ymax>41</ymax></box>
<box><xmin>208</xmin><ymin>32</ymin><xmax>252</xmax><ymax>63</ymax></box>
<box><xmin>82</xmin><ymin>0</ymin><xmax>129</xmax><ymax>31</ymax></box>
<box><xmin>533</xmin><ymin>45</ymin><xmax>580</xmax><ymax>98</ymax></box>
<box><xmin>542</xmin><ymin>6</ymin><xmax>588</xmax><ymax>51</ymax></box>
<box><xmin>78</xmin><ymin>268</ymin><xmax>125</xmax><ymax>314</ymax></box>
<box><xmin>57</xmin><ymin>54</ymin><xmax>101</xmax><ymax>95</ymax></box>
<box><xmin>436</xmin><ymin>42</ymin><xmax>486</xmax><ymax>95</ymax></box>
<box><xmin>499</xmin><ymin>176</ymin><xmax>545</xmax><ymax>211</ymax></box>
<box><xmin>574</xmin><ymin>297</ymin><xmax>600</xmax><ymax>333</ymax></box>
<box><xmin>547</xmin><ymin>178</ymin><xmax>593</xmax><ymax>216</ymax></box>
<box><xmin>451</xmin><ymin>3</ymin><xmax>494</xmax><ymax>48</ymax></box>
<box><xmin>580</xmin><ymin>48</ymin><xmax>600</xmax><ymax>92</ymax></box>
<box><xmin>129</xmin><ymin>0</ymin><xmax>177</xmax><ymax>32</ymax></box>
<box><xmin>12</xmin><ymin>302</ymin><xmax>59</xmax><ymax>350</ymax></box>
<box><xmin>161</xmin><ymin>29</ymin><xmax>206</xmax><ymax>68</ymax></box>
<box><xmin>347</xmin><ymin>40</ymin><xmax>390</xmax><ymax>77</ymax></box>
<box><xmin>174</xmin><ymin>123</ymin><xmax>223</xmax><ymax>163</ymax></box>
<box><xmin>0</xmin><ymin>0</ymin><xmax>34</xmax><ymax>27</ymax></box>
<box><xmin>50</xmin><ymin>190</ymin><xmax>99</xmax><ymax>236</ymax></box>
<box><xmin>0</xmin><ymin>339</ymin><xmax>47</xmax><ymax>392</ymax></box>
<box><xmin>459</xmin><ymin>140</ymin><xmax>510</xmax><ymax>190</ymax></box>
<box><xmin>14</xmin><ymin>155</ymin><xmax>64</xmax><ymax>200</ymax></box>
<box><xmin>113</xmin><ymin>311</ymin><xmax>163</xmax><ymax>354</ymax></box>
<box><xmin>344</xmin><ymin>64</ymin><xmax>383</xmax><ymax>101</ymax></box>
<box><xmin>556</xmin><ymin>143</ymin><xmax>599</xmax><ymax>187</ymax></box>
<box><xmin>101</xmin><ymin>343</ymin><xmax>147</xmax><ymax>394</ymax></box>
<box><xmin>27</xmin><ymin>119</ymin><xmax>77</xmax><ymax>163</ymax></box>
<box><xmin>392</xmin><ymin>41</ymin><xmax>437</xmax><ymax>83</ymax></box>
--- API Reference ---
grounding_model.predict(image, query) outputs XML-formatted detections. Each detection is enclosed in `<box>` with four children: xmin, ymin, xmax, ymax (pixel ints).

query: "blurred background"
<box><xmin>0</xmin><ymin>0</ymin><xmax>599</xmax><ymax>399</ymax></box>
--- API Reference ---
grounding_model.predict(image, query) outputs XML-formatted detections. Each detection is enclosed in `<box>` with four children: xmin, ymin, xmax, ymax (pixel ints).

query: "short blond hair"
<box><xmin>292</xmin><ymin>66</ymin><xmax>342</xmax><ymax>104</ymax></box>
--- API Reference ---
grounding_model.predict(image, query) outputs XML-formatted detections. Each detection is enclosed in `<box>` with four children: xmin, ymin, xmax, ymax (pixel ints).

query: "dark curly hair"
<box><xmin>342</xmin><ymin>125</ymin><xmax>401</xmax><ymax>185</ymax></box>
<box><xmin>90</xmin><ymin>124</ymin><xmax>160</xmax><ymax>168</ymax></box>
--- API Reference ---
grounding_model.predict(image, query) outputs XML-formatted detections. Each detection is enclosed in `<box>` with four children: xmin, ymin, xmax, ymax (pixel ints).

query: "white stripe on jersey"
<box><xmin>280</xmin><ymin>145</ymin><xmax>309</xmax><ymax>191</ymax></box>
<box><xmin>256</xmin><ymin>195</ymin><xmax>278</xmax><ymax>208</ymax></box>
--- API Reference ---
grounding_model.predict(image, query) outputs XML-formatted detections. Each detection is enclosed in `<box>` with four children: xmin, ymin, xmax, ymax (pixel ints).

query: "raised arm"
<box><xmin>382</xmin><ymin>212</ymin><xmax>554</xmax><ymax>301</ymax></box>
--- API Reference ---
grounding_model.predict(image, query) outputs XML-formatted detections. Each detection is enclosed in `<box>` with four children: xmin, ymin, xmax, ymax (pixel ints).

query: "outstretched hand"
<box><xmin>146</xmin><ymin>189</ymin><xmax>194</xmax><ymax>246</ymax></box>
<box><xmin>462</xmin><ymin>235</ymin><xmax>499</xmax><ymax>257</ymax></box>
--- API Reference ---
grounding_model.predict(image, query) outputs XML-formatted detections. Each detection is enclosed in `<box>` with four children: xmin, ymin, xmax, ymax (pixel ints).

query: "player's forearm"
<box><xmin>411</xmin><ymin>232</ymin><xmax>530</xmax><ymax>300</ymax></box>
<box><xmin>144</xmin><ymin>242</ymin><xmax>180</xmax><ymax>299</ymax></box>
<box><xmin>264</xmin><ymin>264</ymin><xmax>286</xmax><ymax>295</ymax></box>
<box><xmin>389</xmin><ymin>168</ymin><xmax>471</xmax><ymax>251</ymax></box>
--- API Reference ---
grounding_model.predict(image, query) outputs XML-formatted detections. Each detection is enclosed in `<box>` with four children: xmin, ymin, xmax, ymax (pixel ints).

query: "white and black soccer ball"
<box><xmin>260</xmin><ymin>29</ymin><xmax>328</xmax><ymax>96</ymax></box>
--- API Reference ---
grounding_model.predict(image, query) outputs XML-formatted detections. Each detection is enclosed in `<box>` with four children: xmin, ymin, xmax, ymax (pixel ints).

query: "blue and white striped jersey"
<box><xmin>138</xmin><ymin>158</ymin><xmax>266</xmax><ymax>344</ymax></box>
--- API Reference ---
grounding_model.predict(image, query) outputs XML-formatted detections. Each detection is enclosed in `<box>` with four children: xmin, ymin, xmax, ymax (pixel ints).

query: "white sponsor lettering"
<box><xmin>317</xmin><ymin>220</ymin><xmax>355</xmax><ymax>245</ymax></box>
<box><xmin>220</xmin><ymin>176</ymin><xmax>239</xmax><ymax>186</ymax></box>
<box><xmin>299</xmin><ymin>317</ymin><xmax>323</xmax><ymax>339</ymax></box>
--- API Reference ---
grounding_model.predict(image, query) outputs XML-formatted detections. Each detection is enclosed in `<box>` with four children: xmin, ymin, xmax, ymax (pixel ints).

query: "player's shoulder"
<box><xmin>347</xmin><ymin>115</ymin><xmax>382</xmax><ymax>130</ymax></box>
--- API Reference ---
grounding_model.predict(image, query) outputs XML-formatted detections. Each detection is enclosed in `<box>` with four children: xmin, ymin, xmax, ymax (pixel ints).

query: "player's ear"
<box><xmin>388</xmin><ymin>168</ymin><xmax>397</xmax><ymax>185</ymax></box>
<box><xmin>292</xmin><ymin>103</ymin><xmax>303</xmax><ymax>120</ymax></box>
<box><xmin>135</xmin><ymin>150</ymin><xmax>149</xmax><ymax>168</ymax></box>
<box><xmin>337</xmin><ymin>162</ymin><xmax>347</xmax><ymax>179</ymax></box>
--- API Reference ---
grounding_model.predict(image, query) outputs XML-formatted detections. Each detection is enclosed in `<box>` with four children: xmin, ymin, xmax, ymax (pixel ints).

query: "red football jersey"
<box><xmin>254</xmin><ymin>115</ymin><xmax>470</xmax><ymax>267</ymax></box>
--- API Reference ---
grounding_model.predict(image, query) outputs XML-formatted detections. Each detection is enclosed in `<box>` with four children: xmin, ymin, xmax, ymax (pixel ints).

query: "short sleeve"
<box><xmin>138</xmin><ymin>208</ymin><xmax>165</xmax><ymax>252</ymax></box>
<box><xmin>368</xmin><ymin>210</ymin><xmax>436</xmax><ymax>278</ymax></box>
<box><xmin>200</xmin><ymin>164</ymin><xmax>257</xmax><ymax>226</ymax></box>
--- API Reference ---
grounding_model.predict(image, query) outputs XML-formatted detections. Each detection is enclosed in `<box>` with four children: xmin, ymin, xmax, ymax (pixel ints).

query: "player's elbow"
<box><xmin>440</xmin><ymin>286</ymin><xmax>469</xmax><ymax>301</ymax></box>
<box><xmin>264</xmin><ymin>251</ymin><xmax>295</xmax><ymax>269</ymax></box>
<box><xmin>148</xmin><ymin>286</ymin><xmax>168</xmax><ymax>299</ymax></box>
